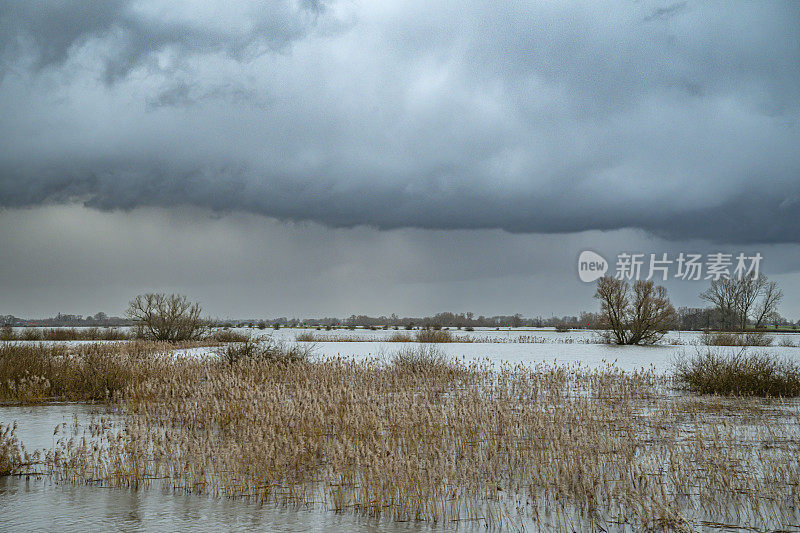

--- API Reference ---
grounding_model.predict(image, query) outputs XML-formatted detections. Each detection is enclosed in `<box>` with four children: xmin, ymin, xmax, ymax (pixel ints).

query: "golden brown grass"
<box><xmin>2</xmin><ymin>342</ymin><xmax>799</xmax><ymax>530</ymax></box>
<box><xmin>0</xmin><ymin>327</ymin><xmax>133</xmax><ymax>341</ymax></box>
<box><xmin>675</xmin><ymin>348</ymin><xmax>800</xmax><ymax>397</ymax></box>
<box><xmin>0</xmin><ymin>341</ymin><xmax>213</xmax><ymax>403</ymax></box>
<box><xmin>0</xmin><ymin>422</ymin><xmax>24</xmax><ymax>475</ymax></box>
<box><xmin>294</xmin><ymin>331</ymin><xmax>594</xmax><ymax>344</ymax></box>
<box><xmin>208</xmin><ymin>329</ymin><xmax>252</xmax><ymax>343</ymax></box>
<box><xmin>700</xmin><ymin>331</ymin><xmax>774</xmax><ymax>347</ymax></box>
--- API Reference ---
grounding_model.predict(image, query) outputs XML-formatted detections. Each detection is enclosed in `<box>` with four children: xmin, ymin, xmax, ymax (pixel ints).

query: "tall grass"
<box><xmin>391</xmin><ymin>344</ymin><xmax>452</xmax><ymax>373</ymax></box>
<box><xmin>700</xmin><ymin>331</ymin><xmax>773</xmax><ymax>347</ymax></box>
<box><xmin>0</xmin><ymin>327</ymin><xmax>132</xmax><ymax>341</ymax></box>
<box><xmin>294</xmin><ymin>331</ymin><xmax>595</xmax><ymax>344</ymax></box>
<box><xmin>215</xmin><ymin>336</ymin><xmax>314</xmax><ymax>365</ymax></box>
<box><xmin>675</xmin><ymin>348</ymin><xmax>800</xmax><ymax>397</ymax></box>
<box><xmin>0</xmin><ymin>422</ymin><xmax>24</xmax><ymax>475</ymax></box>
<box><xmin>414</xmin><ymin>329</ymin><xmax>455</xmax><ymax>343</ymax></box>
<box><xmin>0</xmin><ymin>342</ymin><xmax>195</xmax><ymax>403</ymax></box>
<box><xmin>2</xmin><ymin>342</ymin><xmax>799</xmax><ymax>529</ymax></box>
<box><xmin>208</xmin><ymin>329</ymin><xmax>252</xmax><ymax>343</ymax></box>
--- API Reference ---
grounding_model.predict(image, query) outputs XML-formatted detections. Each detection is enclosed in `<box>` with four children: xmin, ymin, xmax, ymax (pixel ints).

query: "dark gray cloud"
<box><xmin>1</xmin><ymin>1</ymin><xmax>799</xmax><ymax>243</ymax></box>
<box><xmin>0</xmin><ymin>0</ymin><xmax>326</xmax><ymax>81</ymax></box>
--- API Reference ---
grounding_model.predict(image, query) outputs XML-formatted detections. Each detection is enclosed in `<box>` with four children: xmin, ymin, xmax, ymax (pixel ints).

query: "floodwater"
<box><xmin>190</xmin><ymin>327</ymin><xmax>800</xmax><ymax>373</ymax></box>
<box><xmin>1</xmin><ymin>476</ymin><xmax>455</xmax><ymax>532</ymax></box>
<box><xmin>3</xmin><ymin>329</ymin><xmax>800</xmax><ymax>531</ymax></box>
<box><xmin>0</xmin><ymin>405</ymin><xmax>468</xmax><ymax>532</ymax></box>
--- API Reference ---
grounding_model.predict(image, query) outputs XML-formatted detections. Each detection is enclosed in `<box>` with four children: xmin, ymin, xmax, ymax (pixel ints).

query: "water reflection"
<box><xmin>0</xmin><ymin>405</ymin><xmax>466</xmax><ymax>532</ymax></box>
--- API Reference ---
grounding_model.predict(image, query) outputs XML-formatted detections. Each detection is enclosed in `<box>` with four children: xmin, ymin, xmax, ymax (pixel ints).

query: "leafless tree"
<box><xmin>700</xmin><ymin>276</ymin><xmax>783</xmax><ymax>331</ymax></box>
<box><xmin>126</xmin><ymin>293</ymin><xmax>206</xmax><ymax>342</ymax></box>
<box><xmin>699</xmin><ymin>277</ymin><xmax>740</xmax><ymax>330</ymax></box>
<box><xmin>752</xmin><ymin>279</ymin><xmax>783</xmax><ymax>329</ymax></box>
<box><xmin>594</xmin><ymin>277</ymin><xmax>677</xmax><ymax>345</ymax></box>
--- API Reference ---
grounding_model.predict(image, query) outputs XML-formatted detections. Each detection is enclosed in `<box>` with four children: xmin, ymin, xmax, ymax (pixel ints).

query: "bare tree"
<box><xmin>700</xmin><ymin>276</ymin><xmax>783</xmax><ymax>331</ymax></box>
<box><xmin>126</xmin><ymin>293</ymin><xmax>206</xmax><ymax>342</ymax></box>
<box><xmin>752</xmin><ymin>280</ymin><xmax>783</xmax><ymax>329</ymax></box>
<box><xmin>595</xmin><ymin>277</ymin><xmax>677</xmax><ymax>345</ymax></box>
<box><xmin>699</xmin><ymin>277</ymin><xmax>740</xmax><ymax>330</ymax></box>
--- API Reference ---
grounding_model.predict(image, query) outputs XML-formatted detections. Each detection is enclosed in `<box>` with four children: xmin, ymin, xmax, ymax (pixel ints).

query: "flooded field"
<box><xmin>2</xmin><ymin>333</ymin><xmax>800</xmax><ymax>531</ymax></box>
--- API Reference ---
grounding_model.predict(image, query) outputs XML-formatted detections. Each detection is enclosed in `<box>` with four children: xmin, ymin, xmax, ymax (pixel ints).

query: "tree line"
<box><xmin>594</xmin><ymin>274</ymin><xmax>786</xmax><ymax>345</ymax></box>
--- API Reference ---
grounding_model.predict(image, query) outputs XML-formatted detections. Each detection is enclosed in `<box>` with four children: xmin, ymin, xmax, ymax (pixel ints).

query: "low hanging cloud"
<box><xmin>1</xmin><ymin>1</ymin><xmax>799</xmax><ymax>243</ymax></box>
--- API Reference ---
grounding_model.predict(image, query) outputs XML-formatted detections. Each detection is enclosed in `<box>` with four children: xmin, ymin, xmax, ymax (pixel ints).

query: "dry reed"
<box><xmin>2</xmin><ymin>342</ymin><xmax>799</xmax><ymax>530</ymax></box>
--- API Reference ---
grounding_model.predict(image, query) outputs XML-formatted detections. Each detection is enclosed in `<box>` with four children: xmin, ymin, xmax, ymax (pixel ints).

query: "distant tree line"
<box><xmin>212</xmin><ymin>312</ymin><xmax>604</xmax><ymax>330</ymax></box>
<box><xmin>593</xmin><ymin>273</ymin><xmax>792</xmax><ymax>345</ymax></box>
<box><xmin>2</xmin><ymin>275</ymin><xmax>793</xmax><ymax>333</ymax></box>
<box><xmin>0</xmin><ymin>312</ymin><xmax>132</xmax><ymax>327</ymax></box>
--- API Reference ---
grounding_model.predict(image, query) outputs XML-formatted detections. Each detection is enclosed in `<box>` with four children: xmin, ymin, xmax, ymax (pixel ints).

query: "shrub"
<box><xmin>209</xmin><ymin>329</ymin><xmax>251</xmax><ymax>343</ymax></box>
<box><xmin>554</xmin><ymin>324</ymin><xmax>571</xmax><ymax>333</ymax></box>
<box><xmin>415</xmin><ymin>329</ymin><xmax>454</xmax><ymax>343</ymax></box>
<box><xmin>216</xmin><ymin>337</ymin><xmax>313</xmax><ymax>365</ymax></box>
<box><xmin>127</xmin><ymin>293</ymin><xmax>206</xmax><ymax>342</ymax></box>
<box><xmin>674</xmin><ymin>348</ymin><xmax>800</xmax><ymax>397</ymax></box>
<box><xmin>701</xmin><ymin>332</ymin><xmax>773</xmax><ymax>347</ymax></box>
<box><xmin>387</xmin><ymin>332</ymin><xmax>414</xmax><ymax>342</ymax></box>
<box><xmin>391</xmin><ymin>344</ymin><xmax>451</xmax><ymax>374</ymax></box>
<box><xmin>778</xmin><ymin>336</ymin><xmax>796</xmax><ymax>348</ymax></box>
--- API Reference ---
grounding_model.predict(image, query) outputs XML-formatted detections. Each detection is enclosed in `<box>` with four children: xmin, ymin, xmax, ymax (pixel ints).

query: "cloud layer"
<box><xmin>1</xmin><ymin>1</ymin><xmax>799</xmax><ymax>243</ymax></box>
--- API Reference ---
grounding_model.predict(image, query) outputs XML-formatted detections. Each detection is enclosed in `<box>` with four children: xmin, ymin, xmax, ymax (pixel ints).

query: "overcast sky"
<box><xmin>1</xmin><ymin>1</ymin><xmax>799</xmax><ymax>319</ymax></box>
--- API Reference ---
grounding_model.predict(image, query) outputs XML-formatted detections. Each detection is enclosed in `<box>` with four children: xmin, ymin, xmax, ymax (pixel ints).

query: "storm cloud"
<box><xmin>1</xmin><ymin>1</ymin><xmax>799</xmax><ymax>243</ymax></box>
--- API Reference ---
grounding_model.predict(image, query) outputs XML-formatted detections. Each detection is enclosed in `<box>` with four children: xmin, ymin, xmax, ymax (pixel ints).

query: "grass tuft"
<box><xmin>674</xmin><ymin>348</ymin><xmax>800</xmax><ymax>397</ymax></box>
<box><xmin>700</xmin><ymin>331</ymin><xmax>773</xmax><ymax>347</ymax></box>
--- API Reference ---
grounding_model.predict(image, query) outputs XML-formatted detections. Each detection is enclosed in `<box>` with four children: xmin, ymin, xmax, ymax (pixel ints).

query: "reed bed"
<box><xmin>700</xmin><ymin>331</ymin><xmax>774</xmax><ymax>347</ymax></box>
<box><xmin>675</xmin><ymin>348</ymin><xmax>800</xmax><ymax>397</ymax></box>
<box><xmin>0</xmin><ymin>422</ymin><xmax>24</xmax><ymax>475</ymax></box>
<box><xmin>0</xmin><ymin>341</ymin><xmax>213</xmax><ymax>403</ymax></box>
<box><xmin>0</xmin><ymin>343</ymin><xmax>790</xmax><ymax>531</ymax></box>
<box><xmin>295</xmin><ymin>331</ymin><xmax>597</xmax><ymax>344</ymax></box>
<box><xmin>0</xmin><ymin>326</ymin><xmax>133</xmax><ymax>341</ymax></box>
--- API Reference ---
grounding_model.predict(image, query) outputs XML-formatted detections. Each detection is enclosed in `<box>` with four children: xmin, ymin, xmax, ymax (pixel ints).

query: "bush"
<box><xmin>387</xmin><ymin>332</ymin><xmax>414</xmax><ymax>342</ymax></box>
<box><xmin>209</xmin><ymin>329</ymin><xmax>251</xmax><ymax>343</ymax></box>
<box><xmin>701</xmin><ymin>332</ymin><xmax>773</xmax><ymax>347</ymax></box>
<box><xmin>127</xmin><ymin>293</ymin><xmax>206</xmax><ymax>342</ymax></box>
<box><xmin>778</xmin><ymin>336</ymin><xmax>796</xmax><ymax>348</ymax></box>
<box><xmin>674</xmin><ymin>348</ymin><xmax>800</xmax><ymax>397</ymax></box>
<box><xmin>391</xmin><ymin>344</ymin><xmax>451</xmax><ymax>374</ymax></box>
<box><xmin>215</xmin><ymin>337</ymin><xmax>313</xmax><ymax>365</ymax></box>
<box><xmin>415</xmin><ymin>329</ymin><xmax>454</xmax><ymax>343</ymax></box>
